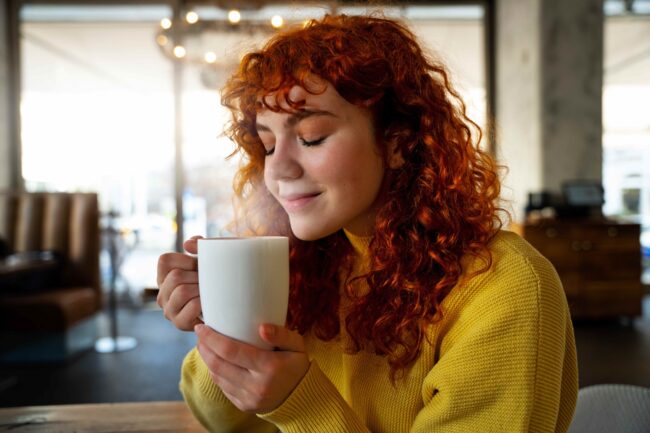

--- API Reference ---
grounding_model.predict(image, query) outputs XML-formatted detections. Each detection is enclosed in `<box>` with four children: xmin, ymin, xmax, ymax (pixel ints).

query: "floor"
<box><xmin>0</xmin><ymin>304</ymin><xmax>196</xmax><ymax>407</ymax></box>
<box><xmin>573</xmin><ymin>298</ymin><xmax>650</xmax><ymax>389</ymax></box>
<box><xmin>1</xmin><ymin>297</ymin><xmax>649</xmax><ymax>408</ymax></box>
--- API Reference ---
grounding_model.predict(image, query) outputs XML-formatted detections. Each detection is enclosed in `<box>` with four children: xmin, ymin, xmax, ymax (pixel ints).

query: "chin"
<box><xmin>289</xmin><ymin>218</ymin><xmax>339</xmax><ymax>241</ymax></box>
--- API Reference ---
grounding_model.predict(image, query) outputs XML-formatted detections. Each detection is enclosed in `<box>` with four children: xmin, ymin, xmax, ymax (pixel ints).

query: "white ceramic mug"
<box><xmin>197</xmin><ymin>236</ymin><xmax>289</xmax><ymax>349</ymax></box>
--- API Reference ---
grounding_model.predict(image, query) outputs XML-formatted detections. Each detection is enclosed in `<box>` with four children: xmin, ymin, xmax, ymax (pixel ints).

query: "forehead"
<box><xmin>257</xmin><ymin>83</ymin><xmax>344</xmax><ymax>118</ymax></box>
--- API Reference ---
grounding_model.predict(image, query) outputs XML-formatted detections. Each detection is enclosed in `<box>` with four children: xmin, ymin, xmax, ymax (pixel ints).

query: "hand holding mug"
<box><xmin>157</xmin><ymin>236</ymin><xmax>204</xmax><ymax>331</ymax></box>
<box><xmin>194</xmin><ymin>236</ymin><xmax>299</xmax><ymax>411</ymax></box>
<box><xmin>195</xmin><ymin>322</ymin><xmax>309</xmax><ymax>413</ymax></box>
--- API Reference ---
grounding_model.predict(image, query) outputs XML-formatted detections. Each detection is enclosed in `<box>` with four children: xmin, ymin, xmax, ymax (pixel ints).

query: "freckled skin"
<box><xmin>258</xmin><ymin>82</ymin><xmax>385</xmax><ymax>240</ymax></box>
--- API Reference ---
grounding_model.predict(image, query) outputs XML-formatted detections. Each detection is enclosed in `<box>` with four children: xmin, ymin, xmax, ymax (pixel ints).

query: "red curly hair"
<box><xmin>222</xmin><ymin>14</ymin><xmax>504</xmax><ymax>380</ymax></box>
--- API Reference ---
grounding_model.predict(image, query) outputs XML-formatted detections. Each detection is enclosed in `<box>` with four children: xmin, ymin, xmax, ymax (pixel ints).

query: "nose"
<box><xmin>265</xmin><ymin>138</ymin><xmax>303</xmax><ymax>181</ymax></box>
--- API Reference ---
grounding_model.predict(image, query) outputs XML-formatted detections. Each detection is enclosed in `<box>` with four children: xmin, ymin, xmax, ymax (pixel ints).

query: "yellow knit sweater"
<box><xmin>180</xmin><ymin>230</ymin><xmax>578</xmax><ymax>432</ymax></box>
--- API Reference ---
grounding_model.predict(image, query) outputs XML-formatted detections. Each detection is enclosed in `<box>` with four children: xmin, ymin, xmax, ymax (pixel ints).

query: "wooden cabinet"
<box><xmin>517</xmin><ymin>220</ymin><xmax>643</xmax><ymax>319</ymax></box>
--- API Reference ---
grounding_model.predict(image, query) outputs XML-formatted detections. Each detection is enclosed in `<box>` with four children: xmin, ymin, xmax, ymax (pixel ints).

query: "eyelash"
<box><xmin>264</xmin><ymin>136</ymin><xmax>326</xmax><ymax>156</ymax></box>
<box><xmin>300</xmin><ymin>136</ymin><xmax>326</xmax><ymax>146</ymax></box>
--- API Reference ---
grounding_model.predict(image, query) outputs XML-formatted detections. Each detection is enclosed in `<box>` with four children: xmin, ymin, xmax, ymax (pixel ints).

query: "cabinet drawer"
<box><xmin>581</xmin><ymin>280</ymin><xmax>643</xmax><ymax>296</ymax></box>
<box><xmin>569</xmin><ymin>224</ymin><xmax>639</xmax><ymax>240</ymax></box>
<box><xmin>569</xmin><ymin>299</ymin><xmax>642</xmax><ymax>318</ymax></box>
<box><xmin>582</xmin><ymin>251</ymin><xmax>641</xmax><ymax>281</ymax></box>
<box><xmin>524</xmin><ymin>231</ymin><xmax>581</xmax><ymax>268</ymax></box>
<box><xmin>521</xmin><ymin>220</ymin><xmax>643</xmax><ymax>319</ymax></box>
<box><xmin>570</xmin><ymin>224</ymin><xmax>640</xmax><ymax>253</ymax></box>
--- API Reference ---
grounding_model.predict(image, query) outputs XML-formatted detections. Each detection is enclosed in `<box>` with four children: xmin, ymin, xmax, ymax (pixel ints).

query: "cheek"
<box><xmin>358</xmin><ymin>162</ymin><xmax>384</xmax><ymax>198</ymax></box>
<box><xmin>342</xmin><ymin>147</ymin><xmax>384</xmax><ymax>186</ymax></box>
<box><xmin>328</xmin><ymin>154</ymin><xmax>384</xmax><ymax>203</ymax></box>
<box><xmin>263</xmin><ymin>167</ymin><xmax>276</xmax><ymax>195</ymax></box>
<box><xmin>357</xmin><ymin>155</ymin><xmax>385</xmax><ymax>200</ymax></box>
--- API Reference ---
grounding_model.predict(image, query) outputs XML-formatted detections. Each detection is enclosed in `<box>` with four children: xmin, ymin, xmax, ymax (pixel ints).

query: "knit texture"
<box><xmin>180</xmin><ymin>230</ymin><xmax>578</xmax><ymax>432</ymax></box>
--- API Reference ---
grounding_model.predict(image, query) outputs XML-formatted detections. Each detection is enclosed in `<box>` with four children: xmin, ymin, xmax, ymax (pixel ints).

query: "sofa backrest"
<box><xmin>0</xmin><ymin>192</ymin><xmax>100</xmax><ymax>297</ymax></box>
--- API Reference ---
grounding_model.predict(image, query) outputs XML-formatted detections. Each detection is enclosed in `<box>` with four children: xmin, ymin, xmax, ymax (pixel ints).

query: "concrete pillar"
<box><xmin>0</xmin><ymin>0</ymin><xmax>11</xmax><ymax>191</ymax></box>
<box><xmin>497</xmin><ymin>0</ymin><xmax>604</xmax><ymax>221</ymax></box>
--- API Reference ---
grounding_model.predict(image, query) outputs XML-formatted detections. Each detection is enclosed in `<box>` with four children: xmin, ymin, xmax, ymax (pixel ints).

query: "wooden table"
<box><xmin>0</xmin><ymin>401</ymin><xmax>206</xmax><ymax>432</ymax></box>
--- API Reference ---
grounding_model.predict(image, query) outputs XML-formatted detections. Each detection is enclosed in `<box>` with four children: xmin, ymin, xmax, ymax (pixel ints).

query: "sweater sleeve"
<box><xmin>411</xmin><ymin>248</ymin><xmax>578</xmax><ymax>433</ymax></box>
<box><xmin>182</xmin><ymin>345</ymin><xmax>370</xmax><ymax>433</ymax></box>
<box><xmin>257</xmin><ymin>360</ymin><xmax>371</xmax><ymax>433</ymax></box>
<box><xmin>179</xmin><ymin>347</ymin><xmax>279</xmax><ymax>433</ymax></box>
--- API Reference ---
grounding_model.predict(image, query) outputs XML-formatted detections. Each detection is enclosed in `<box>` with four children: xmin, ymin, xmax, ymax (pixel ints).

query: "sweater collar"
<box><xmin>343</xmin><ymin>229</ymin><xmax>373</xmax><ymax>257</ymax></box>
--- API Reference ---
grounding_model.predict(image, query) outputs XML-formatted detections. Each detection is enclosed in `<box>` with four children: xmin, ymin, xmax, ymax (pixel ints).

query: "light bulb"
<box><xmin>173</xmin><ymin>45</ymin><xmax>186</xmax><ymax>58</ymax></box>
<box><xmin>204</xmin><ymin>52</ymin><xmax>217</xmax><ymax>64</ymax></box>
<box><xmin>160</xmin><ymin>18</ymin><xmax>172</xmax><ymax>29</ymax></box>
<box><xmin>186</xmin><ymin>11</ymin><xmax>199</xmax><ymax>24</ymax></box>
<box><xmin>156</xmin><ymin>35</ymin><xmax>169</xmax><ymax>46</ymax></box>
<box><xmin>228</xmin><ymin>10</ymin><xmax>241</xmax><ymax>24</ymax></box>
<box><xmin>271</xmin><ymin>15</ymin><xmax>284</xmax><ymax>29</ymax></box>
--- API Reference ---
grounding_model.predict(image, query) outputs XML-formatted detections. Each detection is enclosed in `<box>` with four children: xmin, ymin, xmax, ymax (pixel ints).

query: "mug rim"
<box><xmin>198</xmin><ymin>236</ymin><xmax>288</xmax><ymax>241</ymax></box>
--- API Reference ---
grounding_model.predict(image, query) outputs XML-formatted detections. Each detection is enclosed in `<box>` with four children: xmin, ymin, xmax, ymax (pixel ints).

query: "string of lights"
<box><xmin>155</xmin><ymin>6</ymin><xmax>298</xmax><ymax>66</ymax></box>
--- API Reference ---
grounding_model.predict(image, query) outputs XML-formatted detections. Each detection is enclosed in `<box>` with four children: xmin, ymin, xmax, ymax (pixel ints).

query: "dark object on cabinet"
<box><xmin>519</xmin><ymin>219</ymin><xmax>642</xmax><ymax>319</ymax></box>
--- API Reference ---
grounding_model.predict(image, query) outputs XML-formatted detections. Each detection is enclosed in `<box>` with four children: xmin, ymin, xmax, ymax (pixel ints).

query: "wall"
<box><xmin>497</xmin><ymin>0</ymin><xmax>604</xmax><ymax>221</ymax></box>
<box><xmin>541</xmin><ymin>0</ymin><xmax>603</xmax><ymax>190</ymax></box>
<box><xmin>496</xmin><ymin>0</ymin><xmax>543</xmax><ymax>220</ymax></box>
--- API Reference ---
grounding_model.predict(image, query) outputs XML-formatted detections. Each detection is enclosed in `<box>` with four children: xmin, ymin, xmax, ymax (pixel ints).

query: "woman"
<box><xmin>157</xmin><ymin>14</ymin><xmax>578</xmax><ymax>432</ymax></box>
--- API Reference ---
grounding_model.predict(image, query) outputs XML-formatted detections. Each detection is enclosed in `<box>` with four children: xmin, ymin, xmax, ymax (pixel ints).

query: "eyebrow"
<box><xmin>256</xmin><ymin>109</ymin><xmax>337</xmax><ymax>132</ymax></box>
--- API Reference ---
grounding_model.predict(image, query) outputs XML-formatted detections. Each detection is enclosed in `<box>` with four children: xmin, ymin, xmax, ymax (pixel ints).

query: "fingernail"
<box><xmin>263</xmin><ymin>324</ymin><xmax>276</xmax><ymax>337</ymax></box>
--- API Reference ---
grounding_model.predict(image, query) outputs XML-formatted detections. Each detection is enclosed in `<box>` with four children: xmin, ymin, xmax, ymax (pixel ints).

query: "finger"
<box><xmin>172</xmin><ymin>296</ymin><xmax>203</xmax><ymax>331</ymax></box>
<box><xmin>166</xmin><ymin>282</ymin><xmax>199</xmax><ymax>315</ymax></box>
<box><xmin>213</xmin><ymin>373</ymin><xmax>249</xmax><ymax>412</ymax></box>
<box><xmin>259</xmin><ymin>324</ymin><xmax>305</xmax><ymax>353</ymax></box>
<box><xmin>195</xmin><ymin>324</ymin><xmax>262</xmax><ymax>371</ymax></box>
<box><xmin>157</xmin><ymin>268</ymin><xmax>198</xmax><ymax>307</ymax></box>
<box><xmin>156</xmin><ymin>253</ymin><xmax>198</xmax><ymax>287</ymax></box>
<box><xmin>208</xmin><ymin>358</ymin><xmax>251</xmax><ymax>395</ymax></box>
<box><xmin>183</xmin><ymin>235</ymin><xmax>203</xmax><ymax>255</ymax></box>
<box><xmin>196</xmin><ymin>334</ymin><xmax>250</xmax><ymax>381</ymax></box>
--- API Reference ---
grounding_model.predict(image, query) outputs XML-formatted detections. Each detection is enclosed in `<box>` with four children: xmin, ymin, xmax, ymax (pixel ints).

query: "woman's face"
<box><xmin>257</xmin><ymin>83</ymin><xmax>385</xmax><ymax>241</ymax></box>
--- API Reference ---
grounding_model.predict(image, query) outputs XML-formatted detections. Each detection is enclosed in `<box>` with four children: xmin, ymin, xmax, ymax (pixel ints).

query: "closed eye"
<box><xmin>264</xmin><ymin>136</ymin><xmax>326</xmax><ymax>157</ymax></box>
<box><xmin>299</xmin><ymin>136</ymin><xmax>326</xmax><ymax>146</ymax></box>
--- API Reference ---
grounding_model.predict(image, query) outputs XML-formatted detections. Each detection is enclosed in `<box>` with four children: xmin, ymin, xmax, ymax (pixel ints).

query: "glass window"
<box><xmin>602</xmin><ymin>1</ymin><xmax>650</xmax><ymax>283</ymax></box>
<box><xmin>20</xmin><ymin>4</ymin><xmax>175</xmax><ymax>296</ymax></box>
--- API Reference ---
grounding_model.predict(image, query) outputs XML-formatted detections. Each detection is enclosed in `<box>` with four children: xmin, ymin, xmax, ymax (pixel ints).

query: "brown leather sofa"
<box><xmin>0</xmin><ymin>191</ymin><xmax>101</xmax><ymax>362</ymax></box>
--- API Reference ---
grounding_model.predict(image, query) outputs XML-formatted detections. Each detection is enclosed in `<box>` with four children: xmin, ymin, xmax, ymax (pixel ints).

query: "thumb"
<box><xmin>259</xmin><ymin>324</ymin><xmax>305</xmax><ymax>352</ymax></box>
<box><xmin>183</xmin><ymin>235</ymin><xmax>203</xmax><ymax>255</ymax></box>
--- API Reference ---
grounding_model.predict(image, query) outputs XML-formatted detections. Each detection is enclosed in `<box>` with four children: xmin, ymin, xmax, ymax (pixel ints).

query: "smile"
<box><xmin>280</xmin><ymin>192</ymin><xmax>322</xmax><ymax>212</ymax></box>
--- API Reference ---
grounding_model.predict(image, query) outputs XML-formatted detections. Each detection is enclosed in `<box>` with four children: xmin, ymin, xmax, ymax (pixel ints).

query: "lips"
<box><xmin>280</xmin><ymin>192</ymin><xmax>322</xmax><ymax>212</ymax></box>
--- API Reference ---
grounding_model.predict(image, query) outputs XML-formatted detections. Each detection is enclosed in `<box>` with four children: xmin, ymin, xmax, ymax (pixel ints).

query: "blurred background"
<box><xmin>13</xmin><ymin>1</ymin><xmax>491</xmax><ymax>295</ymax></box>
<box><xmin>0</xmin><ymin>0</ymin><xmax>649</xmax><ymax>408</ymax></box>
